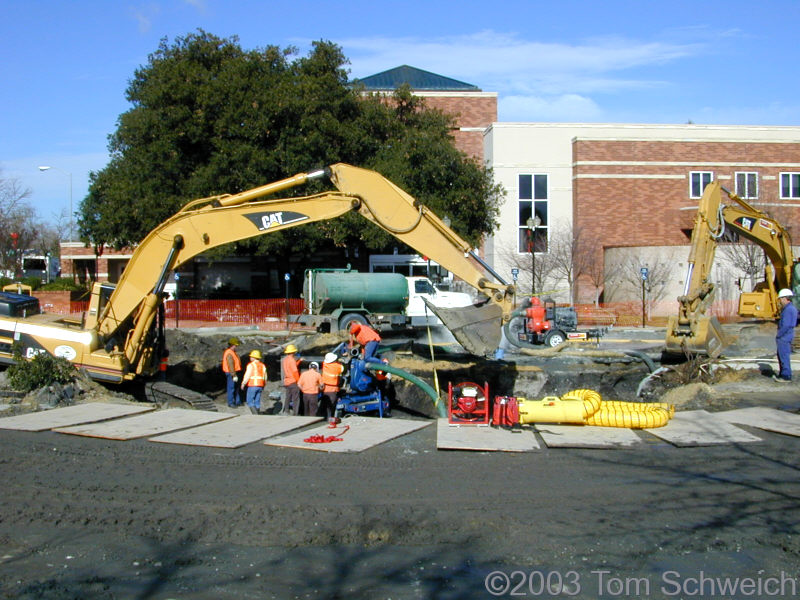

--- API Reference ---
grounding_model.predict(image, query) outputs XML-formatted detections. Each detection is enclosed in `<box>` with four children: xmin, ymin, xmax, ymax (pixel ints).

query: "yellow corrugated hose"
<box><xmin>516</xmin><ymin>388</ymin><xmax>673</xmax><ymax>428</ymax></box>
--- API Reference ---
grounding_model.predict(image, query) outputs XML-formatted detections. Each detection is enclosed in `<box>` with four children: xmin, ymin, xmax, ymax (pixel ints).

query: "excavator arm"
<box><xmin>666</xmin><ymin>180</ymin><xmax>797</xmax><ymax>357</ymax></box>
<box><xmin>96</xmin><ymin>164</ymin><xmax>514</xmax><ymax>374</ymax></box>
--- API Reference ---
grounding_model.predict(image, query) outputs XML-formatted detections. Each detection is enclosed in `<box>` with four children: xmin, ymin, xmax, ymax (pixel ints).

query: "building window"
<box><xmin>781</xmin><ymin>172</ymin><xmax>800</xmax><ymax>199</ymax></box>
<box><xmin>689</xmin><ymin>171</ymin><xmax>713</xmax><ymax>198</ymax></box>
<box><xmin>735</xmin><ymin>172</ymin><xmax>758</xmax><ymax>199</ymax></box>
<box><xmin>518</xmin><ymin>174</ymin><xmax>548</xmax><ymax>253</ymax></box>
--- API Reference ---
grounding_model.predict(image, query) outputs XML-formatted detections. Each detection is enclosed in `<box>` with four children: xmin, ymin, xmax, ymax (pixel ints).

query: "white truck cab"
<box><xmin>405</xmin><ymin>276</ymin><xmax>473</xmax><ymax>325</ymax></box>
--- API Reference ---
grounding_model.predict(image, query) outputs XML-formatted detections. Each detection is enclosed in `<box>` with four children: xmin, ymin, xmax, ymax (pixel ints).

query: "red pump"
<box><xmin>447</xmin><ymin>381</ymin><xmax>490</xmax><ymax>425</ymax></box>
<box><xmin>524</xmin><ymin>296</ymin><xmax>552</xmax><ymax>337</ymax></box>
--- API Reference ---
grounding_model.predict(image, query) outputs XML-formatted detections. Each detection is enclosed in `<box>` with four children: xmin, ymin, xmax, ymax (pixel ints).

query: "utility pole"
<box><xmin>526</xmin><ymin>215</ymin><xmax>541</xmax><ymax>296</ymax></box>
<box><xmin>640</xmin><ymin>267</ymin><xmax>649</xmax><ymax>327</ymax></box>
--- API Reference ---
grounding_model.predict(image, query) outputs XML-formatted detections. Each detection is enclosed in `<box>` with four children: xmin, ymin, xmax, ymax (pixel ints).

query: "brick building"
<box><xmin>356</xmin><ymin>65</ymin><xmax>497</xmax><ymax>160</ymax></box>
<box><xmin>59</xmin><ymin>242</ymin><xmax>131</xmax><ymax>284</ymax></box>
<box><xmin>485</xmin><ymin>123</ymin><xmax>800</xmax><ymax>310</ymax></box>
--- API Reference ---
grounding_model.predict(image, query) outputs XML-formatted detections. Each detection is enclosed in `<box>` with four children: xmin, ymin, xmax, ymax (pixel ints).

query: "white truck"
<box><xmin>298</xmin><ymin>268</ymin><xmax>473</xmax><ymax>333</ymax></box>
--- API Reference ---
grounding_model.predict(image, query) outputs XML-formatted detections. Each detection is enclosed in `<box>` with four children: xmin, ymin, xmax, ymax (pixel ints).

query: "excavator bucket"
<box><xmin>424</xmin><ymin>299</ymin><xmax>503</xmax><ymax>356</ymax></box>
<box><xmin>665</xmin><ymin>315</ymin><xmax>728</xmax><ymax>358</ymax></box>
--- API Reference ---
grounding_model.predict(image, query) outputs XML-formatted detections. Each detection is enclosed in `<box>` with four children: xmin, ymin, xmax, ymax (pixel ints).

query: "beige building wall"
<box><xmin>484</xmin><ymin>122</ymin><xmax>800</xmax><ymax>309</ymax></box>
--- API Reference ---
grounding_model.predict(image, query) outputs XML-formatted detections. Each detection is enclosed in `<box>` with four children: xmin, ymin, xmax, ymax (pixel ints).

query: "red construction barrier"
<box><xmin>58</xmin><ymin>297</ymin><xmax>308</xmax><ymax>329</ymax></box>
<box><xmin>162</xmin><ymin>298</ymin><xmax>304</xmax><ymax>323</ymax></box>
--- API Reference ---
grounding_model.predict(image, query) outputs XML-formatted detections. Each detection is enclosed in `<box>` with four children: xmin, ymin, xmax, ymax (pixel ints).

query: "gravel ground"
<box><xmin>1</xmin><ymin>389</ymin><xmax>800</xmax><ymax>599</ymax></box>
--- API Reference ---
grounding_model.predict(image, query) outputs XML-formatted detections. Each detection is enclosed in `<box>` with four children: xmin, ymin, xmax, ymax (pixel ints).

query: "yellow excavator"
<box><xmin>665</xmin><ymin>180</ymin><xmax>799</xmax><ymax>357</ymax></box>
<box><xmin>0</xmin><ymin>164</ymin><xmax>515</xmax><ymax>384</ymax></box>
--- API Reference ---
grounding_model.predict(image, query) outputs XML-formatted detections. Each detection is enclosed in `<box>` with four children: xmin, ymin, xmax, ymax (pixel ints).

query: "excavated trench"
<box><xmin>0</xmin><ymin>325</ymin><xmax>786</xmax><ymax>416</ymax></box>
<box><xmin>154</xmin><ymin>329</ymin><xmax>692</xmax><ymax>417</ymax></box>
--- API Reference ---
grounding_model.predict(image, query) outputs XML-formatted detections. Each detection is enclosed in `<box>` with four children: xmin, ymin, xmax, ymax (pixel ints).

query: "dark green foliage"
<box><xmin>7</xmin><ymin>345</ymin><xmax>77</xmax><ymax>392</ymax></box>
<box><xmin>79</xmin><ymin>31</ymin><xmax>502</xmax><ymax>257</ymax></box>
<box><xmin>40</xmin><ymin>277</ymin><xmax>86</xmax><ymax>292</ymax></box>
<box><xmin>20</xmin><ymin>276</ymin><xmax>41</xmax><ymax>290</ymax></box>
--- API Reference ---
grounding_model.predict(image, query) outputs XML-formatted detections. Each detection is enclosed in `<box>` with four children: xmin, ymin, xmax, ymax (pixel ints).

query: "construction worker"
<box><xmin>321</xmin><ymin>352</ymin><xmax>344</xmax><ymax>418</ymax></box>
<box><xmin>158</xmin><ymin>348</ymin><xmax>169</xmax><ymax>382</ymax></box>
<box><xmin>222</xmin><ymin>337</ymin><xmax>242</xmax><ymax>407</ymax></box>
<box><xmin>282</xmin><ymin>344</ymin><xmax>302</xmax><ymax>415</ymax></box>
<box><xmin>349</xmin><ymin>322</ymin><xmax>381</xmax><ymax>363</ymax></box>
<box><xmin>774</xmin><ymin>288</ymin><xmax>798</xmax><ymax>382</ymax></box>
<box><xmin>240</xmin><ymin>349</ymin><xmax>267</xmax><ymax>414</ymax></box>
<box><xmin>298</xmin><ymin>361</ymin><xmax>323</xmax><ymax>417</ymax></box>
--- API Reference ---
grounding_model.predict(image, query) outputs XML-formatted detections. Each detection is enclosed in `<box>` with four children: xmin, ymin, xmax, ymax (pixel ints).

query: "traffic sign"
<box><xmin>640</xmin><ymin>267</ymin><xmax>649</xmax><ymax>280</ymax></box>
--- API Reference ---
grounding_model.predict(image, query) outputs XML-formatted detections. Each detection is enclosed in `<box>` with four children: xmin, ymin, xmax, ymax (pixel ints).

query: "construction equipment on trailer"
<box><xmin>514</xmin><ymin>296</ymin><xmax>605</xmax><ymax>348</ymax></box>
<box><xmin>666</xmin><ymin>180</ymin><xmax>800</xmax><ymax>357</ymax></box>
<box><xmin>447</xmin><ymin>381</ymin><xmax>490</xmax><ymax>425</ymax></box>
<box><xmin>0</xmin><ymin>164</ymin><xmax>514</xmax><ymax>403</ymax></box>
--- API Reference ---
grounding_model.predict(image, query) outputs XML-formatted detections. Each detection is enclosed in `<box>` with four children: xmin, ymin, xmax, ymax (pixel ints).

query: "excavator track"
<box><xmin>144</xmin><ymin>381</ymin><xmax>218</xmax><ymax>412</ymax></box>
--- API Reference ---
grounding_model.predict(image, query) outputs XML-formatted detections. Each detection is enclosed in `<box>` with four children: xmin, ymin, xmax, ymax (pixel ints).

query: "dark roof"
<box><xmin>354</xmin><ymin>65</ymin><xmax>480</xmax><ymax>92</ymax></box>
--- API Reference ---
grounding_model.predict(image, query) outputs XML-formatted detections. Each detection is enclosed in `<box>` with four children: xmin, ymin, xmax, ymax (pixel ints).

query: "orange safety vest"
<box><xmin>282</xmin><ymin>354</ymin><xmax>301</xmax><ymax>385</ymax></box>
<box><xmin>321</xmin><ymin>361</ymin><xmax>344</xmax><ymax>391</ymax></box>
<box><xmin>222</xmin><ymin>347</ymin><xmax>241</xmax><ymax>373</ymax></box>
<box><xmin>159</xmin><ymin>357</ymin><xmax>168</xmax><ymax>372</ymax></box>
<box><xmin>243</xmin><ymin>360</ymin><xmax>266</xmax><ymax>387</ymax></box>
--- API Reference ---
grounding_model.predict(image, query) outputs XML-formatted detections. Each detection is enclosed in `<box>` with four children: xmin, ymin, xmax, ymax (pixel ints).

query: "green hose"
<box><xmin>364</xmin><ymin>362</ymin><xmax>445</xmax><ymax>418</ymax></box>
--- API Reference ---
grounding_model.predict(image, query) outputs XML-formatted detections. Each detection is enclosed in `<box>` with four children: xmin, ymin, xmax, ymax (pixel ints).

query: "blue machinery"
<box><xmin>334</xmin><ymin>348</ymin><xmax>391</xmax><ymax>418</ymax></box>
<box><xmin>332</xmin><ymin>344</ymin><xmax>444</xmax><ymax>419</ymax></box>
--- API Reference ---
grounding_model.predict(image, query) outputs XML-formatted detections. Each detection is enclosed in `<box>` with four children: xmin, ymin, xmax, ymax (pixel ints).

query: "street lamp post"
<box><xmin>38</xmin><ymin>166</ymin><xmax>73</xmax><ymax>240</ymax></box>
<box><xmin>526</xmin><ymin>215</ymin><xmax>541</xmax><ymax>295</ymax></box>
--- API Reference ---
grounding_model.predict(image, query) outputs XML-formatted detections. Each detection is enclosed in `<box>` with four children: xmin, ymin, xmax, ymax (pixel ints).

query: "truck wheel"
<box><xmin>339</xmin><ymin>313</ymin><xmax>368</xmax><ymax>332</ymax></box>
<box><xmin>544</xmin><ymin>330</ymin><xmax>566</xmax><ymax>347</ymax></box>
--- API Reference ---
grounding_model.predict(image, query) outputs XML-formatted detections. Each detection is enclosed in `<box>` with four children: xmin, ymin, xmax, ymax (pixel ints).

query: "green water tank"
<box><xmin>308</xmin><ymin>270</ymin><xmax>408</xmax><ymax>314</ymax></box>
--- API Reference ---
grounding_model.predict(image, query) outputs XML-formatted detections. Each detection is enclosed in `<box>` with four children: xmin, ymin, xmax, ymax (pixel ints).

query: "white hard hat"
<box><xmin>310</xmin><ymin>361</ymin><xmax>319</xmax><ymax>370</ymax></box>
<box><xmin>324</xmin><ymin>352</ymin><xmax>338</xmax><ymax>363</ymax></box>
<box><xmin>778</xmin><ymin>288</ymin><xmax>794</xmax><ymax>298</ymax></box>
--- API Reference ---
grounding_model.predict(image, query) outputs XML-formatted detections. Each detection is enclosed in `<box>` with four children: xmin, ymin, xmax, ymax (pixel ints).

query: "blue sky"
<box><xmin>3</xmin><ymin>0</ymin><xmax>800</xmax><ymax>224</ymax></box>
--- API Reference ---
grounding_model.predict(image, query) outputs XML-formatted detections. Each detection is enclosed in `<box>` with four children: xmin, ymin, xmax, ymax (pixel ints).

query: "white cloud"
<box><xmin>340</xmin><ymin>30</ymin><xmax>701</xmax><ymax>96</ymax></box>
<box><xmin>183</xmin><ymin>0</ymin><xmax>207</xmax><ymax>11</ymax></box>
<box><xmin>130</xmin><ymin>4</ymin><xmax>161</xmax><ymax>34</ymax></box>
<box><xmin>327</xmin><ymin>30</ymin><xmax>707</xmax><ymax>123</ymax></box>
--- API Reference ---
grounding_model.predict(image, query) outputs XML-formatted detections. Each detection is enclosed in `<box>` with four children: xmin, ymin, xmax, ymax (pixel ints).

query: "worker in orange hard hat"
<box><xmin>240</xmin><ymin>349</ymin><xmax>266</xmax><ymax>414</ymax></box>
<box><xmin>281</xmin><ymin>343</ymin><xmax>302</xmax><ymax>415</ymax></box>
<box><xmin>349</xmin><ymin>321</ymin><xmax>381</xmax><ymax>363</ymax></box>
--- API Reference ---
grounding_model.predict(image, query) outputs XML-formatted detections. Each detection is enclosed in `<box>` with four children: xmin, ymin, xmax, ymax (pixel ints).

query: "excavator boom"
<box><xmin>0</xmin><ymin>164</ymin><xmax>513</xmax><ymax>383</ymax></box>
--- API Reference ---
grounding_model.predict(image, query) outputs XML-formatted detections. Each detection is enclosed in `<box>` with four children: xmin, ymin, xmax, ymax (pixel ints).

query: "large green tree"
<box><xmin>79</xmin><ymin>31</ymin><xmax>502</xmax><ymax>258</ymax></box>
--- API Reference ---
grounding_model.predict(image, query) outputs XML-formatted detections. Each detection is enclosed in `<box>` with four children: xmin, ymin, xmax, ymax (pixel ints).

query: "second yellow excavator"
<box><xmin>666</xmin><ymin>180</ymin><xmax>800</xmax><ymax>357</ymax></box>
